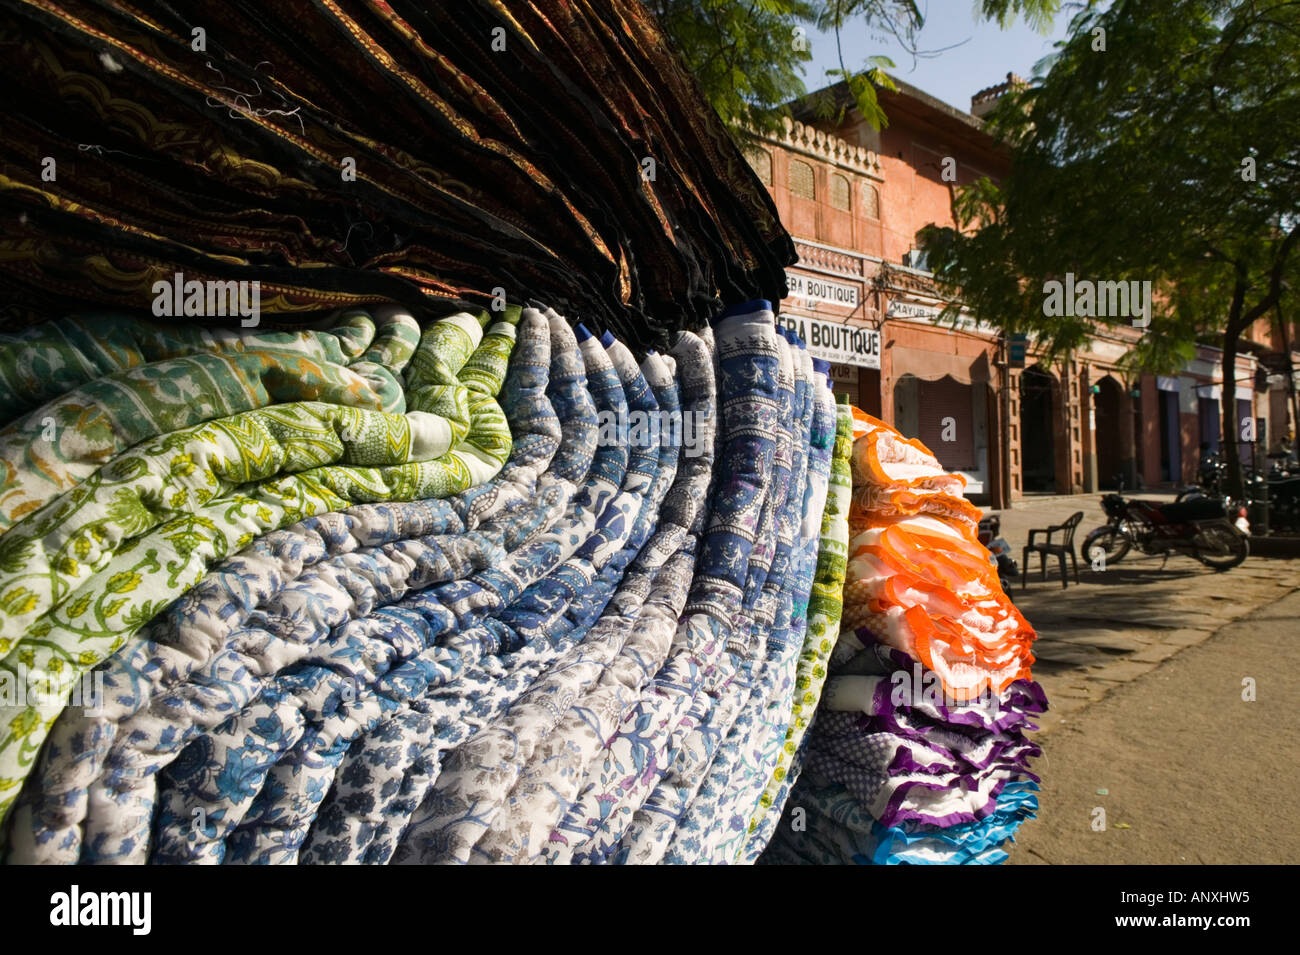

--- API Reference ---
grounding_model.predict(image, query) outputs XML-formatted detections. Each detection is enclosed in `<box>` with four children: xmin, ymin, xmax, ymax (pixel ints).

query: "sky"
<box><xmin>803</xmin><ymin>1</ymin><xmax>1085</xmax><ymax>114</ymax></box>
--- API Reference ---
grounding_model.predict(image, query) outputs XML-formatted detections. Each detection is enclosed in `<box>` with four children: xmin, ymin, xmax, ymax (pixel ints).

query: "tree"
<box><xmin>920</xmin><ymin>0</ymin><xmax>1300</xmax><ymax>497</ymax></box>
<box><xmin>651</xmin><ymin>1</ymin><xmax>1061</xmax><ymax>140</ymax></box>
<box><xmin>648</xmin><ymin>0</ymin><xmax>818</xmax><ymax>140</ymax></box>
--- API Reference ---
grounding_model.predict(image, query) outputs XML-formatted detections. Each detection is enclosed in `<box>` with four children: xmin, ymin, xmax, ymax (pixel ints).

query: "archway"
<box><xmin>1094</xmin><ymin>375</ymin><xmax>1125</xmax><ymax>489</ymax></box>
<box><xmin>1019</xmin><ymin>365</ymin><xmax>1057</xmax><ymax>493</ymax></box>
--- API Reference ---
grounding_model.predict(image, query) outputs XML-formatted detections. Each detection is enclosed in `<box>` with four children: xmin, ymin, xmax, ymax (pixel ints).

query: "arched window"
<box><xmin>789</xmin><ymin>159</ymin><xmax>815</xmax><ymax>200</ymax></box>
<box><xmin>829</xmin><ymin>173</ymin><xmax>851</xmax><ymax>211</ymax></box>
<box><xmin>745</xmin><ymin>147</ymin><xmax>772</xmax><ymax>185</ymax></box>
<box><xmin>862</xmin><ymin>182</ymin><xmax>880</xmax><ymax>219</ymax></box>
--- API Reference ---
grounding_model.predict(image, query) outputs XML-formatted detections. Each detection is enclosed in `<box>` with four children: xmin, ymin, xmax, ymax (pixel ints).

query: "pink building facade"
<box><xmin>743</xmin><ymin>77</ymin><xmax>1293</xmax><ymax>507</ymax></box>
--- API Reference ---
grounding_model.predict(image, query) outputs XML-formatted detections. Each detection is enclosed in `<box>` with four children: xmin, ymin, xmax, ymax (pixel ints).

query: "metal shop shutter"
<box><xmin>917</xmin><ymin>375</ymin><xmax>976</xmax><ymax>471</ymax></box>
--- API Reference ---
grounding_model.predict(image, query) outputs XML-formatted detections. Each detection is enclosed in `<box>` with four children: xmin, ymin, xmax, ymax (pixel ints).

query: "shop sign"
<box><xmin>887</xmin><ymin>299</ymin><xmax>942</xmax><ymax>321</ymax></box>
<box><xmin>1008</xmin><ymin>333</ymin><xmax>1028</xmax><ymax>369</ymax></box>
<box><xmin>775</xmin><ymin>314</ymin><xmax>880</xmax><ymax>369</ymax></box>
<box><xmin>828</xmin><ymin>363</ymin><xmax>859</xmax><ymax>382</ymax></box>
<box><xmin>785</xmin><ymin>271</ymin><xmax>860</xmax><ymax>308</ymax></box>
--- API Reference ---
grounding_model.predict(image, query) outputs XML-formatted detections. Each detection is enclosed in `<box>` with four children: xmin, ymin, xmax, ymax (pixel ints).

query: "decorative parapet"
<box><xmin>970</xmin><ymin>72</ymin><xmax>1029</xmax><ymax>117</ymax></box>
<box><xmin>875</xmin><ymin>261</ymin><xmax>941</xmax><ymax>297</ymax></box>
<box><xmin>793</xmin><ymin>239</ymin><xmax>867</xmax><ymax>278</ymax></box>
<box><xmin>762</xmin><ymin>116</ymin><xmax>883</xmax><ymax>180</ymax></box>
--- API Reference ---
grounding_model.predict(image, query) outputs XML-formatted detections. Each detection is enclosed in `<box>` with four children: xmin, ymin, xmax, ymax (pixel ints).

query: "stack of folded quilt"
<box><xmin>761</xmin><ymin>411</ymin><xmax>1045</xmax><ymax>865</ymax></box>
<box><xmin>0</xmin><ymin>298</ymin><xmax>909</xmax><ymax>865</ymax></box>
<box><xmin>0</xmin><ymin>304</ymin><xmax>517</xmax><ymax>837</ymax></box>
<box><xmin>475</xmin><ymin>302</ymin><xmax>849</xmax><ymax>866</ymax></box>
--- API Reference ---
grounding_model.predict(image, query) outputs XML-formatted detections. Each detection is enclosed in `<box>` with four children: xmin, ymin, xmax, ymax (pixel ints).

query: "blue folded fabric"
<box><xmin>759</xmin><ymin>774</ymin><xmax>1040</xmax><ymax>865</ymax></box>
<box><xmin>544</xmin><ymin>301</ymin><xmax>786</xmax><ymax>863</ymax></box>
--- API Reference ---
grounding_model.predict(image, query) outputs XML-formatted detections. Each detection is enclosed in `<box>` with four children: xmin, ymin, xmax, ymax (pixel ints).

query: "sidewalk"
<box><xmin>987</xmin><ymin>493</ymin><xmax>1300</xmax><ymax>731</ymax></box>
<box><xmin>988</xmin><ymin>490</ymin><xmax>1175</xmax><ymax>557</ymax></box>
<box><xmin>1010</xmin><ymin>586</ymin><xmax>1300</xmax><ymax>864</ymax></box>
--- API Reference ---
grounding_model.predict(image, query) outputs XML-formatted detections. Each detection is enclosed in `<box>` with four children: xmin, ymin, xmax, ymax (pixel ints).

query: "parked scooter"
<box><xmin>1082</xmin><ymin>492</ymin><xmax>1250</xmax><ymax>571</ymax></box>
<box><xmin>978</xmin><ymin>513</ymin><xmax>1019</xmax><ymax>593</ymax></box>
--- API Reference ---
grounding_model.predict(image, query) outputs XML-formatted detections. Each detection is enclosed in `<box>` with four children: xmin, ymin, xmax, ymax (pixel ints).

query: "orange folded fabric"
<box><xmin>840</xmin><ymin>412</ymin><xmax>1036</xmax><ymax>701</ymax></box>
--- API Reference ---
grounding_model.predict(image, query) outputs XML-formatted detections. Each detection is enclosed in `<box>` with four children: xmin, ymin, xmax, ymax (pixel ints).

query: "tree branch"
<box><xmin>1240</xmin><ymin>220</ymin><xmax>1300</xmax><ymax>326</ymax></box>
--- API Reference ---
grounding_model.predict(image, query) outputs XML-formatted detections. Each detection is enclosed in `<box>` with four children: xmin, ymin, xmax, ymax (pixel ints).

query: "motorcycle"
<box><xmin>1082</xmin><ymin>492</ymin><xmax>1250</xmax><ymax>571</ymax></box>
<box><xmin>978</xmin><ymin>513</ymin><xmax>1019</xmax><ymax>593</ymax></box>
<box><xmin>1259</xmin><ymin>452</ymin><xmax>1300</xmax><ymax>532</ymax></box>
<box><xmin>1266</xmin><ymin>475</ymin><xmax>1300</xmax><ymax>533</ymax></box>
<box><xmin>1176</xmin><ymin>449</ymin><xmax>1300</xmax><ymax>535</ymax></box>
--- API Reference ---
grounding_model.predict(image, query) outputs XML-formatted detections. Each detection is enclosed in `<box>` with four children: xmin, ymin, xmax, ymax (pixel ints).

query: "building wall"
<box><xmin>752</xmin><ymin>121</ymin><xmax>884</xmax><ymax>258</ymax></box>
<box><xmin>1138</xmin><ymin>378</ymin><xmax>1162</xmax><ymax>488</ymax></box>
<box><xmin>750</xmin><ymin>102</ymin><xmax>1276</xmax><ymax>507</ymax></box>
<box><xmin>750</xmin><ymin>115</ymin><xmax>1013</xmax><ymax>506</ymax></box>
<box><xmin>838</xmin><ymin>111</ymin><xmax>999</xmax><ymax>265</ymax></box>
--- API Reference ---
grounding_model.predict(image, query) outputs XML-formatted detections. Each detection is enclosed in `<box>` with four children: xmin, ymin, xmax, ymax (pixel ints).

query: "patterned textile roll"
<box><xmin>760</xmin><ymin>772</ymin><xmax>1040</xmax><ymax>866</ymax></box>
<box><xmin>2</xmin><ymin>306</ymin><xmax>547</xmax><ymax>862</ymax></box>
<box><xmin>0</xmin><ymin>0</ymin><xmax>792</xmax><ymax>349</ymax></box>
<box><xmin>449</xmin><ymin>331</ymin><xmax>716</xmax><ymax>863</ymax></box>
<box><xmin>296</xmin><ymin>320</ymin><xmax>628</xmax><ymax>864</ymax></box>
<box><xmin>0</xmin><ymin>309</ymin><xmax>515</xmax><ymax>826</ymax></box>
<box><xmin>389</xmin><ymin>337</ymin><xmax>680</xmax><ymax>864</ymax></box>
<box><xmin>802</xmin><ymin>666</ymin><xmax>1043</xmax><ymax>830</ymax></box>
<box><xmin>832</xmin><ymin>412</ymin><xmax>1035</xmax><ymax>702</ymax></box>
<box><xmin>0</xmin><ymin>314</ymin><xmax>388</xmax><ymax>423</ymax></box>
<box><xmin>0</xmin><ymin>310</ymin><xmax>421</xmax><ymax>530</ymax></box>
<box><xmin>692</xmin><ymin>363</ymin><xmax>838</xmax><ymax>865</ymax></box>
<box><xmin>762</xmin><ymin>409</ymin><xmax>1045</xmax><ymax>865</ymax></box>
<box><xmin>542</xmin><ymin>300</ymin><xmax>782</xmax><ymax>863</ymax></box>
<box><xmin>598</xmin><ymin>333</ymin><xmax>786</xmax><ymax>863</ymax></box>
<box><xmin>615</xmin><ymin>333</ymin><xmax>813</xmax><ymax>865</ymax></box>
<box><xmin>740</xmin><ymin>399</ymin><xmax>853</xmax><ymax>861</ymax></box>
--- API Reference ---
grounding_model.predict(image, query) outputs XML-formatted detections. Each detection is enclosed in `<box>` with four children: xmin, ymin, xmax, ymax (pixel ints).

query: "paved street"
<box><xmin>984</xmin><ymin>493</ymin><xmax>1300</xmax><ymax>863</ymax></box>
<box><xmin>989</xmin><ymin>493</ymin><xmax>1300</xmax><ymax>728</ymax></box>
<box><xmin>1009</xmin><ymin>587</ymin><xmax>1300</xmax><ymax>864</ymax></box>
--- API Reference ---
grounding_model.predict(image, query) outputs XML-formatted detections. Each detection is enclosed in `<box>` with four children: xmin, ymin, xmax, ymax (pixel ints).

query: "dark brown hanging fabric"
<box><xmin>0</xmin><ymin>0</ymin><xmax>794</xmax><ymax>352</ymax></box>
